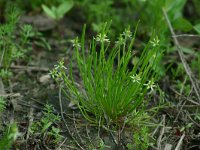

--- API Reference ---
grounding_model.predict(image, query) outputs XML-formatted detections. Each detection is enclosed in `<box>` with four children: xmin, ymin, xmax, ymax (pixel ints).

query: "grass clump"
<box><xmin>51</xmin><ymin>23</ymin><xmax>162</xmax><ymax>125</ymax></box>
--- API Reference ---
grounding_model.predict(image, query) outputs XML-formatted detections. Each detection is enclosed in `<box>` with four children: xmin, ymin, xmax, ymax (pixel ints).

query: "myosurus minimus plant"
<box><xmin>50</xmin><ymin>23</ymin><xmax>161</xmax><ymax>125</ymax></box>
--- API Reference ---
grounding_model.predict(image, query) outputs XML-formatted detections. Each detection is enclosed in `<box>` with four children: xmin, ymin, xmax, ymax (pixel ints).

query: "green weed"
<box><xmin>30</xmin><ymin>104</ymin><xmax>63</xmax><ymax>144</ymax></box>
<box><xmin>0</xmin><ymin>123</ymin><xmax>20</xmax><ymax>149</ymax></box>
<box><xmin>0</xmin><ymin>97</ymin><xmax>20</xmax><ymax>149</ymax></box>
<box><xmin>0</xmin><ymin>6</ymin><xmax>34</xmax><ymax>79</ymax></box>
<box><xmin>0</xmin><ymin>97</ymin><xmax>6</xmax><ymax>113</ymax></box>
<box><xmin>127</xmin><ymin>126</ymin><xmax>151</xmax><ymax>150</ymax></box>
<box><xmin>0</xmin><ymin>5</ymin><xmax>48</xmax><ymax>79</ymax></box>
<box><xmin>51</xmin><ymin>23</ymin><xmax>161</xmax><ymax>125</ymax></box>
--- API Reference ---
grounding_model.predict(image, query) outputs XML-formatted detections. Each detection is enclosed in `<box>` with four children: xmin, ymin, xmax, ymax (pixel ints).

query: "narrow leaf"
<box><xmin>42</xmin><ymin>4</ymin><xmax>56</xmax><ymax>19</ymax></box>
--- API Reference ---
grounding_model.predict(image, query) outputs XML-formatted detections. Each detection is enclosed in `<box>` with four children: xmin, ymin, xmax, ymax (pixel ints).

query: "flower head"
<box><xmin>71</xmin><ymin>37</ymin><xmax>80</xmax><ymax>48</ymax></box>
<box><xmin>130</xmin><ymin>74</ymin><xmax>141</xmax><ymax>84</ymax></box>
<box><xmin>123</xmin><ymin>28</ymin><xmax>132</xmax><ymax>38</ymax></box>
<box><xmin>144</xmin><ymin>79</ymin><xmax>157</xmax><ymax>92</ymax></box>
<box><xmin>95</xmin><ymin>33</ymin><xmax>110</xmax><ymax>43</ymax></box>
<box><xmin>49</xmin><ymin>59</ymin><xmax>66</xmax><ymax>80</ymax></box>
<box><xmin>150</xmin><ymin>36</ymin><xmax>160</xmax><ymax>47</ymax></box>
<box><xmin>115</xmin><ymin>34</ymin><xmax>125</xmax><ymax>45</ymax></box>
<box><xmin>54</xmin><ymin>59</ymin><xmax>67</xmax><ymax>70</ymax></box>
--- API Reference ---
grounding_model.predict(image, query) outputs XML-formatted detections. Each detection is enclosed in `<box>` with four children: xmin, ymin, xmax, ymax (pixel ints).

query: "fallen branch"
<box><xmin>0</xmin><ymin>65</ymin><xmax>49</xmax><ymax>72</ymax></box>
<box><xmin>0</xmin><ymin>93</ymin><xmax>21</xmax><ymax>98</ymax></box>
<box><xmin>157</xmin><ymin>115</ymin><xmax>166</xmax><ymax>150</ymax></box>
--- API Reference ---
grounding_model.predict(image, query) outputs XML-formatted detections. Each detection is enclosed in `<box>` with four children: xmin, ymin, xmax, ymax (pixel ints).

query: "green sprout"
<box><xmin>30</xmin><ymin>104</ymin><xmax>63</xmax><ymax>145</ymax></box>
<box><xmin>42</xmin><ymin>0</ymin><xmax>74</xmax><ymax>21</ymax></box>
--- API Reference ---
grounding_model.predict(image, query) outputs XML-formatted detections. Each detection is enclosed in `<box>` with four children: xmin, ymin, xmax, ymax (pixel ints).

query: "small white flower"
<box><xmin>95</xmin><ymin>33</ymin><xmax>110</xmax><ymax>43</ymax></box>
<box><xmin>115</xmin><ymin>34</ymin><xmax>125</xmax><ymax>45</ymax></box>
<box><xmin>123</xmin><ymin>28</ymin><xmax>132</xmax><ymax>38</ymax></box>
<box><xmin>130</xmin><ymin>74</ymin><xmax>141</xmax><ymax>84</ymax></box>
<box><xmin>150</xmin><ymin>36</ymin><xmax>160</xmax><ymax>47</ymax></box>
<box><xmin>49</xmin><ymin>68</ymin><xmax>58</xmax><ymax>79</ymax></box>
<box><xmin>49</xmin><ymin>68</ymin><xmax>63</xmax><ymax>80</ymax></box>
<box><xmin>54</xmin><ymin>59</ymin><xmax>67</xmax><ymax>70</ymax></box>
<box><xmin>144</xmin><ymin>79</ymin><xmax>157</xmax><ymax>92</ymax></box>
<box><xmin>71</xmin><ymin>37</ymin><xmax>80</xmax><ymax>48</ymax></box>
<box><xmin>50</xmin><ymin>59</ymin><xmax>66</xmax><ymax>78</ymax></box>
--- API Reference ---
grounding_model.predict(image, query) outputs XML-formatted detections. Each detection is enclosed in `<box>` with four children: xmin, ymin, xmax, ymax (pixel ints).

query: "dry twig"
<box><xmin>58</xmin><ymin>84</ymin><xmax>84</xmax><ymax>150</ymax></box>
<box><xmin>0</xmin><ymin>65</ymin><xmax>49</xmax><ymax>72</ymax></box>
<box><xmin>73</xmin><ymin>110</ymin><xmax>84</xmax><ymax>143</ymax></box>
<box><xmin>26</xmin><ymin>102</ymin><xmax>34</xmax><ymax>149</ymax></box>
<box><xmin>162</xmin><ymin>8</ymin><xmax>200</xmax><ymax>102</ymax></box>
<box><xmin>175</xmin><ymin>132</ymin><xmax>185</xmax><ymax>150</ymax></box>
<box><xmin>170</xmin><ymin>87</ymin><xmax>200</xmax><ymax>105</ymax></box>
<box><xmin>157</xmin><ymin>115</ymin><xmax>166</xmax><ymax>150</ymax></box>
<box><xmin>0</xmin><ymin>93</ymin><xmax>21</xmax><ymax>98</ymax></box>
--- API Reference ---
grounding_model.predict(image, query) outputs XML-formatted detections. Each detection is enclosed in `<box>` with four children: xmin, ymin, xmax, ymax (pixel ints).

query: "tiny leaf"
<box><xmin>194</xmin><ymin>23</ymin><xmax>200</xmax><ymax>34</ymax></box>
<box><xmin>42</xmin><ymin>4</ymin><xmax>56</xmax><ymax>20</ymax></box>
<box><xmin>57</xmin><ymin>0</ymin><xmax>74</xmax><ymax>19</ymax></box>
<box><xmin>173</xmin><ymin>17</ymin><xmax>193</xmax><ymax>32</ymax></box>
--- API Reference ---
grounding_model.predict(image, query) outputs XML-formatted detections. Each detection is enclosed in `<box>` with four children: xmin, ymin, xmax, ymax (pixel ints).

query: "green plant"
<box><xmin>0</xmin><ymin>97</ymin><xmax>6</xmax><ymax>130</ymax></box>
<box><xmin>126</xmin><ymin>108</ymin><xmax>158</xmax><ymax>149</ymax></box>
<box><xmin>50</xmin><ymin>23</ymin><xmax>161</xmax><ymax>125</ymax></box>
<box><xmin>98</xmin><ymin>138</ymin><xmax>106</xmax><ymax>150</ymax></box>
<box><xmin>30</xmin><ymin>104</ymin><xmax>63</xmax><ymax>144</ymax></box>
<box><xmin>73</xmin><ymin>0</ymin><xmax>197</xmax><ymax>82</ymax></box>
<box><xmin>0</xmin><ymin>5</ymin><xmax>49</xmax><ymax>78</ymax></box>
<box><xmin>76</xmin><ymin>0</ymin><xmax>134</xmax><ymax>35</ymax></box>
<box><xmin>176</xmin><ymin>79</ymin><xmax>191</xmax><ymax>96</ymax></box>
<box><xmin>133</xmin><ymin>126</ymin><xmax>150</xmax><ymax>150</ymax></box>
<box><xmin>0</xmin><ymin>6</ymin><xmax>34</xmax><ymax>79</ymax></box>
<box><xmin>127</xmin><ymin>126</ymin><xmax>151</xmax><ymax>150</ymax></box>
<box><xmin>0</xmin><ymin>97</ymin><xmax>6</xmax><ymax>113</ymax></box>
<box><xmin>0</xmin><ymin>123</ymin><xmax>20</xmax><ymax>149</ymax></box>
<box><xmin>0</xmin><ymin>96</ymin><xmax>6</xmax><ymax>130</ymax></box>
<box><xmin>42</xmin><ymin>0</ymin><xmax>74</xmax><ymax>21</ymax></box>
<box><xmin>0</xmin><ymin>97</ymin><xmax>20</xmax><ymax>149</ymax></box>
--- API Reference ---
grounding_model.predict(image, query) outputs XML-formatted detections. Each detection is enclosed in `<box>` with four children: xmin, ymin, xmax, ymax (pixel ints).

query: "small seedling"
<box><xmin>0</xmin><ymin>123</ymin><xmax>20</xmax><ymax>149</ymax></box>
<box><xmin>42</xmin><ymin>0</ymin><xmax>74</xmax><ymax>21</ymax></box>
<box><xmin>30</xmin><ymin>104</ymin><xmax>63</xmax><ymax>144</ymax></box>
<box><xmin>0</xmin><ymin>6</ymin><xmax>34</xmax><ymax>79</ymax></box>
<box><xmin>0</xmin><ymin>97</ymin><xmax>20</xmax><ymax>149</ymax></box>
<box><xmin>0</xmin><ymin>96</ymin><xmax>6</xmax><ymax>113</ymax></box>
